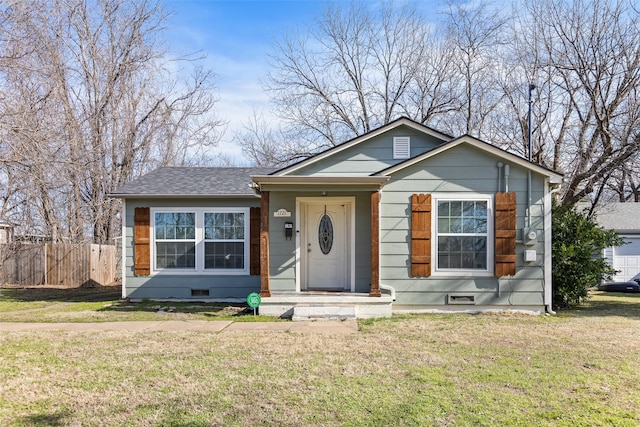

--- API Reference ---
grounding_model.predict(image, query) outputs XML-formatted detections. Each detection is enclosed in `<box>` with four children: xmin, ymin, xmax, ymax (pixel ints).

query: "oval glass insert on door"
<box><xmin>318</xmin><ymin>212</ymin><xmax>334</xmax><ymax>254</ymax></box>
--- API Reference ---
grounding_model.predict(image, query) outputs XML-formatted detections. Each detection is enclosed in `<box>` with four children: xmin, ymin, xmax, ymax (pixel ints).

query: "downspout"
<box><xmin>379</xmin><ymin>283</ymin><xmax>396</xmax><ymax>301</ymax></box>
<box><xmin>504</xmin><ymin>164</ymin><xmax>510</xmax><ymax>192</ymax></box>
<box><xmin>545</xmin><ymin>183</ymin><xmax>562</xmax><ymax>315</ymax></box>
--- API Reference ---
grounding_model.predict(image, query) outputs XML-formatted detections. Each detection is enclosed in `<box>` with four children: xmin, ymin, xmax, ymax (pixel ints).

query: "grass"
<box><xmin>0</xmin><ymin>289</ymin><xmax>639</xmax><ymax>426</ymax></box>
<box><xmin>0</xmin><ymin>285</ymin><xmax>276</xmax><ymax>322</ymax></box>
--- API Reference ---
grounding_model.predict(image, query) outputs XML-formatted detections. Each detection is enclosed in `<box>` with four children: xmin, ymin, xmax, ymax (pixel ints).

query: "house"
<box><xmin>0</xmin><ymin>222</ymin><xmax>14</xmax><ymax>244</ymax></box>
<box><xmin>592</xmin><ymin>203</ymin><xmax>640</xmax><ymax>282</ymax></box>
<box><xmin>111</xmin><ymin>117</ymin><xmax>563</xmax><ymax>317</ymax></box>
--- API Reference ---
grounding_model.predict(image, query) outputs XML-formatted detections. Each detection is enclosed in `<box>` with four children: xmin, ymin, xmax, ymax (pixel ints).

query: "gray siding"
<box><xmin>290</xmin><ymin>125</ymin><xmax>444</xmax><ymax>176</ymax></box>
<box><xmin>379</xmin><ymin>144</ymin><xmax>548</xmax><ymax>309</ymax></box>
<box><xmin>266</xmin><ymin>190</ymin><xmax>372</xmax><ymax>292</ymax></box>
<box><xmin>123</xmin><ymin>197</ymin><xmax>261</xmax><ymax>300</ymax></box>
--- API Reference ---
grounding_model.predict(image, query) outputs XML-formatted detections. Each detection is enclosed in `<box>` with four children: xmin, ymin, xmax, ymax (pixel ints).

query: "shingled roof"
<box><xmin>110</xmin><ymin>167</ymin><xmax>276</xmax><ymax>198</ymax></box>
<box><xmin>591</xmin><ymin>202</ymin><xmax>640</xmax><ymax>233</ymax></box>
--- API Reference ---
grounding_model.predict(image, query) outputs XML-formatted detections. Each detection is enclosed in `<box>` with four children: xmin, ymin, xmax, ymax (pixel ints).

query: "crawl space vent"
<box><xmin>448</xmin><ymin>295</ymin><xmax>476</xmax><ymax>305</ymax></box>
<box><xmin>191</xmin><ymin>289</ymin><xmax>210</xmax><ymax>297</ymax></box>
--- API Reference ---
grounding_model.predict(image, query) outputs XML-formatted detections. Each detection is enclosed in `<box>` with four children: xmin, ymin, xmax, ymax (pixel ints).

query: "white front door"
<box><xmin>302</xmin><ymin>201</ymin><xmax>349</xmax><ymax>290</ymax></box>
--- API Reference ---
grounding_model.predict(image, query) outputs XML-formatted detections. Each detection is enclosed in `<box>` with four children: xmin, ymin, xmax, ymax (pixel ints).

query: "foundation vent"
<box><xmin>448</xmin><ymin>295</ymin><xmax>476</xmax><ymax>305</ymax></box>
<box><xmin>191</xmin><ymin>289</ymin><xmax>210</xmax><ymax>297</ymax></box>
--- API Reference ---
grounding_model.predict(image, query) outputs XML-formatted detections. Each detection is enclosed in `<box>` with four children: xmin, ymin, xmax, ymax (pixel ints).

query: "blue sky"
<box><xmin>161</xmin><ymin>1</ymin><xmax>445</xmax><ymax>162</ymax></box>
<box><xmin>162</xmin><ymin>0</ymin><xmax>337</xmax><ymax>161</ymax></box>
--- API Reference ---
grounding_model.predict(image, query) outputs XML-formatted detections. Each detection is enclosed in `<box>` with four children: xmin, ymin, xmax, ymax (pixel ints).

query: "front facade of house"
<box><xmin>112</xmin><ymin>118</ymin><xmax>563</xmax><ymax>316</ymax></box>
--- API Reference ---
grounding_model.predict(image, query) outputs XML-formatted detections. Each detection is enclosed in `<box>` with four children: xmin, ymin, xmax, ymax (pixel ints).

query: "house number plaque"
<box><xmin>273</xmin><ymin>209</ymin><xmax>291</xmax><ymax>217</ymax></box>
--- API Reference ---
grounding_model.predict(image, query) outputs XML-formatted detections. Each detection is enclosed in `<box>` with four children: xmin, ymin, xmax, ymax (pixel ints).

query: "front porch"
<box><xmin>259</xmin><ymin>291</ymin><xmax>394</xmax><ymax>320</ymax></box>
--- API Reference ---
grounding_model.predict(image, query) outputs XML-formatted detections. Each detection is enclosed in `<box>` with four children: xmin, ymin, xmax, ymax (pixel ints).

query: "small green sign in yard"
<box><xmin>247</xmin><ymin>292</ymin><xmax>261</xmax><ymax>309</ymax></box>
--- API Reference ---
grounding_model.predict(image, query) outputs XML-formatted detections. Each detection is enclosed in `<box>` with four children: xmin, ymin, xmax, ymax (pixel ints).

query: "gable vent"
<box><xmin>393</xmin><ymin>137</ymin><xmax>410</xmax><ymax>159</ymax></box>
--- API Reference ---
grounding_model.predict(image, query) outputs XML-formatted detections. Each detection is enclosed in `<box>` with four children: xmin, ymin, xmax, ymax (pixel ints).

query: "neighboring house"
<box><xmin>0</xmin><ymin>222</ymin><xmax>14</xmax><ymax>244</ymax></box>
<box><xmin>111</xmin><ymin>117</ymin><xmax>563</xmax><ymax>317</ymax></box>
<box><xmin>592</xmin><ymin>203</ymin><xmax>640</xmax><ymax>282</ymax></box>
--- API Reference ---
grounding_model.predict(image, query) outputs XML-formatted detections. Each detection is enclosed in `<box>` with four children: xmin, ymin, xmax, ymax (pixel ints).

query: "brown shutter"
<box><xmin>411</xmin><ymin>194</ymin><xmax>432</xmax><ymax>277</ymax></box>
<box><xmin>133</xmin><ymin>207</ymin><xmax>151</xmax><ymax>276</ymax></box>
<box><xmin>249</xmin><ymin>207</ymin><xmax>261</xmax><ymax>275</ymax></box>
<box><xmin>495</xmin><ymin>192</ymin><xmax>517</xmax><ymax>277</ymax></box>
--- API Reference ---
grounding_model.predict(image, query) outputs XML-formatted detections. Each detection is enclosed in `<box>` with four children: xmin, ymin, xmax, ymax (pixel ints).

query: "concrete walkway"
<box><xmin>0</xmin><ymin>320</ymin><xmax>359</xmax><ymax>334</ymax></box>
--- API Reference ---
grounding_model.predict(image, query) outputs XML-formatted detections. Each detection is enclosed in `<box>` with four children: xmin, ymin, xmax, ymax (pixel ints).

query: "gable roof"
<box><xmin>375</xmin><ymin>134</ymin><xmax>564</xmax><ymax>183</ymax></box>
<box><xmin>271</xmin><ymin>117</ymin><xmax>452</xmax><ymax>176</ymax></box>
<box><xmin>111</xmin><ymin>167</ymin><xmax>276</xmax><ymax>198</ymax></box>
<box><xmin>590</xmin><ymin>202</ymin><xmax>640</xmax><ymax>233</ymax></box>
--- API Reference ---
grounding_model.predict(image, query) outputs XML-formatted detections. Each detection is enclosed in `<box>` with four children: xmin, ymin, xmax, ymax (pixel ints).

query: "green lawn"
<box><xmin>0</xmin><ymin>289</ymin><xmax>639</xmax><ymax>426</ymax></box>
<box><xmin>0</xmin><ymin>286</ymin><xmax>275</xmax><ymax>322</ymax></box>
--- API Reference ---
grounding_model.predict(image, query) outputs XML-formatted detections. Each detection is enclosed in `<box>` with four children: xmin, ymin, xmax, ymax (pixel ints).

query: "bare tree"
<box><xmin>519</xmin><ymin>0</ymin><xmax>640</xmax><ymax>206</ymax></box>
<box><xmin>442</xmin><ymin>0</ymin><xmax>510</xmax><ymax>137</ymax></box>
<box><xmin>0</xmin><ymin>0</ymin><xmax>223</xmax><ymax>244</ymax></box>
<box><xmin>263</xmin><ymin>1</ymin><xmax>428</xmax><ymax>149</ymax></box>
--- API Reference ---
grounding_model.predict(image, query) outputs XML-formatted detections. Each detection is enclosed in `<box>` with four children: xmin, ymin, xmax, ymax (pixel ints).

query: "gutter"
<box><xmin>109</xmin><ymin>193</ymin><xmax>261</xmax><ymax>199</ymax></box>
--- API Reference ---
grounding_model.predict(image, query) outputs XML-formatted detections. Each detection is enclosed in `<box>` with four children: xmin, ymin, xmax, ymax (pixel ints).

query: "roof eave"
<box><xmin>272</xmin><ymin>117</ymin><xmax>451</xmax><ymax>176</ymax></box>
<box><xmin>251</xmin><ymin>175</ymin><xmax>390</xmax><ymax>186</ymax></box>
<box><xmin>109</xmin><ymin>193</ymin><xmax>260</xmax><ymax>199</ymax></box>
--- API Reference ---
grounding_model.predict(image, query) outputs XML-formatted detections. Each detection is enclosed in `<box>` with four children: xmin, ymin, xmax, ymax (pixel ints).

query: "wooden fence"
<box><xmin>0</xmin><ymin>243</ymin><xmax>117</xmax><ymax>287</ymax></box>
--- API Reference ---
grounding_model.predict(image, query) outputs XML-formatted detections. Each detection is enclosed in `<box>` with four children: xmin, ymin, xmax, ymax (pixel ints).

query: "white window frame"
<box><xmin>431</xmin><ymin>194</ymin><xmax>494</xmax><ymax>277</ymax></box>
<box><xmin>151</xmin><ymin>207</ymin><xmax>250</xmax><ymax>275</ymax></box>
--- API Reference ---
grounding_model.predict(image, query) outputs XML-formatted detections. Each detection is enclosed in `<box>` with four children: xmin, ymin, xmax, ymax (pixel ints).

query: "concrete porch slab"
<box><xmin>259</xmin><ymin>292</ymin><xmax>393</xmax><ymax>319</ymax></box>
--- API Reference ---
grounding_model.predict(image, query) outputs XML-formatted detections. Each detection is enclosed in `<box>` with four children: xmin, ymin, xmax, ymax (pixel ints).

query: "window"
<box><xmin>152</xmin><ymin>208</ymin><xmax>249</xmax><ymax>274</ymax></box>
<box><xmin>155</xmin><ymin>212</ymin><xmax>196</xmax><ymax>269</ymax></box>
<box><xmin>435</xmin><ymin>197</ymin><xmax>492</xmax><ymax>272</ymax></box>
<box><xmin>204</xmin><ymin>212</ymin><xmax>245</xmax><ymax>269</ymax></box>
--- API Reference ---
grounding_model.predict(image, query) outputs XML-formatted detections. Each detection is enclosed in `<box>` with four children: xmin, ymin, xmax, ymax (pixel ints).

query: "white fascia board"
<box><xmin>109</xmin><ymin>194</ymin><xmax>260</xmax><ymax>199</ymax></box>
<box><xmin>377</xmin><ymin>135</ymin><xmax>564</xmax><ymax>183</ymax></box>
<box><xmin>251</xmin><ymin>175</ymin><xmax>389</xmax><ymax>186</ymax></box>
<box><xmin>273</xmin><ymin>118</ymin><xmax>451</xmax><ymax>176</ymax></box>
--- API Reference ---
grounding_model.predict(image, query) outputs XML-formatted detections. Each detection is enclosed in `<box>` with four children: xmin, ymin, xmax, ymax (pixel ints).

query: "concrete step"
<box><xmin>292</xmin><ymin>305</ymin><xmax>356</xmax><ymax>321</ymax></box>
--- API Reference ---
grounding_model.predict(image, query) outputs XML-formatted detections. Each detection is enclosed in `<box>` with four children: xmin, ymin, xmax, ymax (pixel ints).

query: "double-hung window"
<box><xmin>152</xmin><ymin>208</ymin><xmax>249</xmax><ymax>274</ymax></box>
<box><xmin>435</xmin><ymin>196</ymin><xmax>493</xmax><ymax>274</ymax></box>
<box><xmin>204</xmin><ymin>212</ymin><xmax>246</xmax><ymax>270</ymax></box>
<box><xmin>155</xmin><ymin>212</ymin><xmax>196</xmax><ymax>269</ymax></box>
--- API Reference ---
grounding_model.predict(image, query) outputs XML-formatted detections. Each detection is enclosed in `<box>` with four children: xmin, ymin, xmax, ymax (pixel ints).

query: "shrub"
<box><xmin>552</xmin><ymin>203</ymin><xmax>625</xmax><ymax>309</ymax></box>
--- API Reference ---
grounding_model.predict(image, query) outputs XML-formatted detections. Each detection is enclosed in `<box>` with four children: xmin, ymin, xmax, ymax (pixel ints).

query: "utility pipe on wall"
<box><xmin>504</xmin><ymin>164</ymin><xmax>510</xmax><ymax>193</ymax></box>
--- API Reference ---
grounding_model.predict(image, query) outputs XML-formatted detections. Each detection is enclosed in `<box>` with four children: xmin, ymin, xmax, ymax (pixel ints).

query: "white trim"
<box><xmin>111</xmin><ymin>194</ymin><xmax>260</xmax><ymax>199</ymax></box>
<box><xmin>150</xmin><ymin>207</ymin><xmax>250</xmax><ymax>275</ymax></box>
<box><xmin>544</xmin><ymin>179</ymin><xmax>553</xmax><ymax>309</ymax></box>
<box><xmin>379</xmin><ymin>135</ymin><xmax>563</xmax><ymax>184</ymax></box>
<box><xmin>251</xmin><ymin>175</ymin><xmax>389</xmax><ymax>186</ymax></box>
<box><xmin>121</xmin><ymin>202</ymin><xmax>127</xmax><ymax>299</ymax></box>
<box><xmin>430</xmin><ymin>193</ymin><xmax>494</xmax><ymax>277</ymax></box>
<box><xmin>274</xmin><ymin>118</ymin><xmax>450</xmax><ymax>176</ymax></box>
<box><xmin>295</xmin><ymin>197</ymin><xmax>356</xmax><ymax>292</ymax></box>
